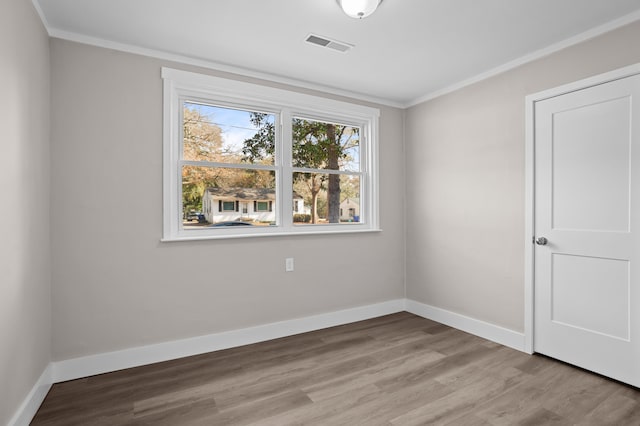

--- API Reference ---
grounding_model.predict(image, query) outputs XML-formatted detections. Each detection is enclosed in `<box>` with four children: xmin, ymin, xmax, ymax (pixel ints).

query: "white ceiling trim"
<box><xmin>406</xmin><ymin>9</ymin><xmax>640</xmax><ymax>108</ymax></box>
<box><xmin>31</xmin><ymin>1</ymin><xmax>640</xmax><ymax>110</ymax></box>
<box><xmin>31</xmin><ymin>0</ymin><xmax>51</xmax><ymax>34</ymax></box>
<box><xmin>42</xmin><ymin>27</ymin><xmax>404</xmax><ymax>109</ymax></box>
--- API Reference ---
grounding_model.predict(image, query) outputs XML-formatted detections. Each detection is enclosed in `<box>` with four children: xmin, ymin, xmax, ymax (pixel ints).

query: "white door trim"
<box><xmin>524</xmin><ymin>62</ymin><xmax>640</xmax><ymax>354</ymax></box>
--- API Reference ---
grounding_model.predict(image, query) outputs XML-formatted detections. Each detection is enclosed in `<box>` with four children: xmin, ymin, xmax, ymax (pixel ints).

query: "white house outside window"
<box><xmin>162</xmin><ymin>68</ymin><xmax>380</xmax><ymax>240</ymax></box>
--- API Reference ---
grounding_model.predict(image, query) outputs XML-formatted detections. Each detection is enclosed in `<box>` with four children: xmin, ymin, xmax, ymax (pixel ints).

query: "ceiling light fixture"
<box><xmin>337</xmin><ymin>0</ymin><xmax>383</xmax><ymax>19</ymax></box>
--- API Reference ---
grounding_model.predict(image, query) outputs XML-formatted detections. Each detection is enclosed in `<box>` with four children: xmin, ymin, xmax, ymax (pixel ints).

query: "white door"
<box><xmin>534</xmin><ymin>73</ymin><xmax>640</xmax><ymax>387</ymax></box>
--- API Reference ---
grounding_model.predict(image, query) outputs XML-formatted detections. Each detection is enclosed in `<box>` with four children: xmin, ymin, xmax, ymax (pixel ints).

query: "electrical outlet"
<box><xmin>285</xmin><ymin>257</ymin><xmax>294</xmax><ymax>272</ymax></box>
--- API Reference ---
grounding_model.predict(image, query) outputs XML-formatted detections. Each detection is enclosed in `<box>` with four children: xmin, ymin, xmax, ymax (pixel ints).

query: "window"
<box><xmin>255</xmin><ymin>201</ymin><xmax>271</xmax><ymax>212</ymax></box>
<box><xmin>222</xmin><ymin>201</ymin><xmax>235</xmax><ymax>212</ymax></box>
<box><xmin>162</xmin><ymin>68</ymin><xmax>379</xmax><ymax>240</ymax></box>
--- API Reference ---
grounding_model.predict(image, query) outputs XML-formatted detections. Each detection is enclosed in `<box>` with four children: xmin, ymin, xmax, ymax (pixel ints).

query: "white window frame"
<box><xmin>162</xmin><ymin>67</ymin><xmax>380</xmax><ymax>241</ymax></box>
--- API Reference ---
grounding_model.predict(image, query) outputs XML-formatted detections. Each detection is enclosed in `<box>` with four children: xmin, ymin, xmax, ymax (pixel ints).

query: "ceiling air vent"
<box><xmin>305</xmin><ymin>34</ymin><xmax>353</xmax><ymax>53</ymax></box>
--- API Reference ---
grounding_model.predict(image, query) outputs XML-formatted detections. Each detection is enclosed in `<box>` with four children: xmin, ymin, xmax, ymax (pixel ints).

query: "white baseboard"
<box><xmin>8</xmin><ymin>364</ymin><xmax>53</xmax><ymax>426</ymax></box>
<box><xmin>52</xmin><ymin>299</ymin><xmax>406</xmax><ymax>383</ymax></box>
<box><xmin>11</xmin><ymin>298</ymin><xmax>528</xmax><ymax>423</ymax></box>
<box><xmin>406</xmin><ymin>299</ymin><xmax>526</xmax><ymax>352</ymax></box>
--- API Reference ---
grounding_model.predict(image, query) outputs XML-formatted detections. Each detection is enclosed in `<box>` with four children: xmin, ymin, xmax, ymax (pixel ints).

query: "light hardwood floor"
<box><xmin>32</xmin><ymin>312</ymin><xmax>640</xmax><ymax>425</ymax></box>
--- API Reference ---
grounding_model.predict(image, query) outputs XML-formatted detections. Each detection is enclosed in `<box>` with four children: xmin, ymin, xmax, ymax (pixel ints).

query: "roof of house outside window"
<box><xmin>205</xmin><ymin>187</ymin><xmax>303</xmax><ymax>200</ymax></box>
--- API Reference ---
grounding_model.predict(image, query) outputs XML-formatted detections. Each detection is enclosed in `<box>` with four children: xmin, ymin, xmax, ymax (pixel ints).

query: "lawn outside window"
<box><xmin>162</xmin><ymin>68</ymin><xmax>380</xmax><ymax>241</ymax></box>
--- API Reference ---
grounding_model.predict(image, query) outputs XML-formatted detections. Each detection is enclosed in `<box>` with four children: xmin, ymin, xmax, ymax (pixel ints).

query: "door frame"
<box><xmin>523</xmin><ymin>62</ymin><xmax>640</xmax><ymax>354</ymax></box>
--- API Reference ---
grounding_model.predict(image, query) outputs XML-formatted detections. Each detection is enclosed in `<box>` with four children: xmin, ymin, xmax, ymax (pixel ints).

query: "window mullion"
<box><xmin>280</xmin><ymin>109</ymin><xmax>293</xmax><ymax>228</ymax></box>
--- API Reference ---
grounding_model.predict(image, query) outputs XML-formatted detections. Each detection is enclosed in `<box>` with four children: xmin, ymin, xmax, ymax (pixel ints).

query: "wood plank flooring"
<box><xmin>31</xmin><ymin>312</ymin><xmax>640</xmax><ymax>425</ymax></box>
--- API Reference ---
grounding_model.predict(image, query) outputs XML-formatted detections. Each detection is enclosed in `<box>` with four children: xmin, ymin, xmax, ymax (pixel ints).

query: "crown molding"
<box><xmin>405</xmin><ymin>9</ymin><xmax>640</xmax><ymax>108</ymax></box>
<box><xmin>41</xmin><ymin>26</ymin><xmax>404</xmax><ymax>109</ymax></box>
<box><xmin>30</xmin><ymin>2</ymin><xmax>640</xmax><ymax>110</ymax></box>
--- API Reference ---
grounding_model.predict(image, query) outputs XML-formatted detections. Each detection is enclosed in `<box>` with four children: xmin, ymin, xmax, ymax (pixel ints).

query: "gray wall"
<box><xmin>6</xmin><ymin>9</ymin><xmax>640</xmax><ymax>421</ymax></box>
<box><xmin>0</xmin><ymin>0</ymin><xmax>51</xmax><ymax>423</ymax></box>
<box><xmin>405</xmin><ymin>21</ymin><xmax>640</xmax><ymax>332</ymax></box>
<box><xmin>50</xmin><ymin>39</ymin><xmax>406</xmax><ymax>360</ymax></box>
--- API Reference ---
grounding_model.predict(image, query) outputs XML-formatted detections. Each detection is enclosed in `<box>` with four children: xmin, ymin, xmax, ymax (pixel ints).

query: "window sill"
<box><xmin>161</xmin><ymin>227</ymin><xmax>382</xmax><ymax>242</ymax></box>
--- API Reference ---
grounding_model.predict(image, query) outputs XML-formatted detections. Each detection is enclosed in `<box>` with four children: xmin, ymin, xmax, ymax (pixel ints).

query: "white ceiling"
<box><xmin>34</xmin><ymin>0</ymin><xmax>640</xmax><ymax>107</ymax></box>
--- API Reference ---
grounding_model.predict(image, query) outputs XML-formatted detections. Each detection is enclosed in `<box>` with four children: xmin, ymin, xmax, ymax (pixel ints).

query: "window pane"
<box><xmin>182</xmin><ymin>165</ymin><xmax>276</xmax><ymax>228</ymax></box>
<box><xmin>183</xmin><ymin>102</ymin><xmax>275</xmax><ymax>165</ymax></box>
<box><xmin>293</xmin><ymin>173</ymin><xmax>361</xmax><ymax>224</ymax></box>
<box><xmin>292</xmin><ymin>117</ymin><xmax>360</xmax><ymax>172</ymax></box>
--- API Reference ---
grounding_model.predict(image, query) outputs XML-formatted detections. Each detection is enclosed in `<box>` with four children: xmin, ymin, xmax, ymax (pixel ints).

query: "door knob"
<box><xmin>535</xmin><ymin>237</ymin><xmax>548</xmax><ymax>245</ymax></box>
